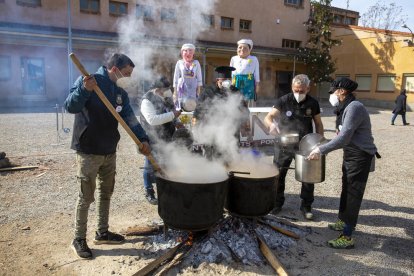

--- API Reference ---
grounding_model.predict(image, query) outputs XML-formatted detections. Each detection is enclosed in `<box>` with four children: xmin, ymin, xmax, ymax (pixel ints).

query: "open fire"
<box><xmin>127</xmin><ymin>214</ymin><xmax>310</xmax><ymax>275</ymax></box>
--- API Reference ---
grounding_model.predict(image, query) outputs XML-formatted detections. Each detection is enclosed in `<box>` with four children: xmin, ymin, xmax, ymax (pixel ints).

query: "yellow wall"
<box><xmin>331</xmin><ymin>26</ymin><xmax>414</xmax><ymax>105</ymax></box>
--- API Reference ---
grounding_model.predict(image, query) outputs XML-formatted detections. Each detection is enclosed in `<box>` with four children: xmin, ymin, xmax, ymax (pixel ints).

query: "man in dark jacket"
<box><xmin>65</xmin><ymin>53</ymin><xmax>150</xmax><ymax>259</ymax></box>
<box><xmin>140</xmin><ymin>76</ymin><xmax>182</xmax><ymax>204</ymax></box>
<box><xmin>391</xmin><ymin>89</ymin><xmax>410</xmax><ymax>125</ymax></box>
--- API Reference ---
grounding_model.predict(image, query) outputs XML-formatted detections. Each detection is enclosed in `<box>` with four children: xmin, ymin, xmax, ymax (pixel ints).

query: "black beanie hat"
<box><xmin>329</xmin><ymin>77</ymin><xmax>358</xmax><ymax>93</ymax></box>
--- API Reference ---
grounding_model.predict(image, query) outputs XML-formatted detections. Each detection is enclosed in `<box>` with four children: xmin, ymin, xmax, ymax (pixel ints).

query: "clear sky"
<box><xmin>331</xmin><ymin>0</ymin><xmax>414</xmax><ymax>32</ymax></box>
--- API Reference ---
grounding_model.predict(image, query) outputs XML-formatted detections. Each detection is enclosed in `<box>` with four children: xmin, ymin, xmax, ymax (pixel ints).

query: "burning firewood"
<box><xmin>157</xmin><ymin>244</ymin><xmax>192</xmax><ymax>276</ymax></box>
<box><xmin>255</xmin><ymin>230</ymin><xmax>289</xmax><ymax>276</ymax></box>
<box><xmin>133</xmin><ymin>239</ymin><xmax>188</xmax><ymax>276</ymax></box>
<box><xmin>122</xmin><ymin>225</ymin><xmax>163</xmax><ymax>236</ymax></box>
<box><xmin>257</xmin><ymin>219</ymin><xmax>300</xmax><ymax>240</ymax></box>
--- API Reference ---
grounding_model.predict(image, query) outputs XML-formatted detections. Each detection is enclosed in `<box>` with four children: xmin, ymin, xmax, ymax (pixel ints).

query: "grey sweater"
<box><xmin>319</xmin><ymin>101</ymin><xmax>377</xmax><ymax>155</ymax></box>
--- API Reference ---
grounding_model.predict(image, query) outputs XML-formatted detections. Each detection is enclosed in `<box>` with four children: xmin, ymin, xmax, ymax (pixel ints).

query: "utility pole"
<box><xmin>67</xmin><ymin>0</ymin><xmax>73</xmax><ymax>92</ymax></box>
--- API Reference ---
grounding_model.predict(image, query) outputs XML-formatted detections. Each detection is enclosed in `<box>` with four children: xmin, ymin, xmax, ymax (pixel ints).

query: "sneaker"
<box><xmin>271</xmin><ymin>206</ymin><xmax>282</xmax><ymax>215</ymax></box>
<box><xmin>145</xmin><ymin>189</ymin><xmax>158</xmax><ymax>205</ymax></box>
<box><xmin>93</xmin><ymin>231</ymin><xmax>125</xmax><ymax>245</ymax></box>
<box><xmin>300</xmin><ymin>205</ymin><xmax>313</xmax><ymax>220</ymax></box>
<box><xmin>328</xmin><ymin>234</ymin><xmax>355</xmax><ymax>249</ymax></box>
<box><xmin>328</xmin><ymin>220</ymin><xmax>346</xmax><ymax>231</ymax></box>
<box><xmin>391</xmin><ymin>123</ymin><xmax>395</xmax><ymax>125</ymax></box>
<box><xmin>404</xmin><ymin>123</ymin><xmax>410</xmax><ymax>125</ymax></box>
<box><xmin>71</xmin><ymin>238</ymin><xmax>92</xmax><ymax>259</ymax></box>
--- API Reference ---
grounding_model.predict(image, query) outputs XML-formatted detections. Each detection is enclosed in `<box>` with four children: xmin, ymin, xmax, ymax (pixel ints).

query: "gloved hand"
<box><xmin>307</xmin><ymin>146</ymin><xmax>321</xmax><ymax>160</ymax></box>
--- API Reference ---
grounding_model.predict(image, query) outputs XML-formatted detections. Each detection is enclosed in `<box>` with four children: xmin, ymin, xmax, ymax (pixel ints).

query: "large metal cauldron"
<box><xmin>156</xmin><ymin>175</ymin><xmax>228</xmax><ymax>231</ymax></box>
<box><xmin>226</xmin><ymin>173</ymin><xmax>279</xmax><ymax>217</ymax></box>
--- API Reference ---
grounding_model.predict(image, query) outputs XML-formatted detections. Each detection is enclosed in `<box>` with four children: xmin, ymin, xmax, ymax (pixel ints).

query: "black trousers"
<box><xmin>273</xmin><ymin>145</ymin><xmax>314</xmax><ymax>208</ymax></box>
<box><xmin>338</xmin><ymin>145</ymin><xmax>373</xmax><ymax>227</ymax></box>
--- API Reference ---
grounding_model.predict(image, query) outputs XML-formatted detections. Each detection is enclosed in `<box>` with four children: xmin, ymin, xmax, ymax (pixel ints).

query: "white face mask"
<box><xmin>221</xmin><ymin>80</ymin><xmax>232</xmax><ymax>89</ymax></box>
<box><xmin>163</xmin><ymin>89</ymin><xmax>173</xmax><ymax>98</ymax></box>
<box><xmin>329</xmin><ymin>93</ymin><xmax>339</xmax><ymax>107</ymax></box>
<box><xmin>115</xmin><ymin>69</ymin><xmax>132</xmax><ymax>89</ymax></box>
<box><xmin>294</xmin><ymin>93</ymin><xmax>306</xmax><ymax>103</ymax></box>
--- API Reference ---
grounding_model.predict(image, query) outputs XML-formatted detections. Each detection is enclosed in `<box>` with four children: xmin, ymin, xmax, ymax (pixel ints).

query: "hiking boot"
<box><xmin>328</xmin><ymin>220</ymin><xmax>346</xmax><ymax>231</ymax></box>
<box><xmin>145</xmin><ymin>189</ymin><xmax>158</xmax><ymax>205</ymax></box>
<box><xmin>328</xmin><ymin>220</ymin><xmax>355</xmax><ymax>231</ymax></box>
<box><xmin>300</xmin><ymin>205</ymin><xmax>313</xmax><ymax>220</ymax></box>
<box><xmin>71</xmin><ymin>238</ymin><xmax>92</xmax><ymax>259</ymax></box>
<box><xmin>271</xmin><ymin>206</ymin><xmax>282</xmax><ymax>215</ymax></box>
<box><xmin>93</xmin><ymin>231</ymin><xmax>125</xmax><ymax>245</ymax></box>
<box><xmin>328</xmin><ymin>234</ymin><xmax>355</xmax><ymax>249</ymax></box>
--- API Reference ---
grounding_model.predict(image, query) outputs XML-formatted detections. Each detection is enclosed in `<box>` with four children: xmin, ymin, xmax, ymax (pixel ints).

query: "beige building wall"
<box><xmin>331</xmin><ymin>25</ymin><xmax>414</xmax><ymax>108</ymax></box>
<box><xmin>0</xmin><ymin>0</ymin><xmax>312</xmax><ymax>107</ymax></box>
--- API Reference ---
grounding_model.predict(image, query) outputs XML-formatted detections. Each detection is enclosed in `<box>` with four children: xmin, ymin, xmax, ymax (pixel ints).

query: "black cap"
<box><xmin>329</xmin><ymin>77</ymin><xmax>358</xmax><ymax>93</ymax></box>
<box><xmin>215</xmin><ymin>66</ymin><xmax>235</xmax><ymax>79</ymax></box>
<box><xmin>151</xmin><ymin>76</ymin><xmax>170</xmax><ymax>89</ymax></box>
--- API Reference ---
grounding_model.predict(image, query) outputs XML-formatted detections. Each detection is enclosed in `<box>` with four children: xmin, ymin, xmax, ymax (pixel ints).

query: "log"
<box><xmin>255</xmin><ymin>230</ymin><xmax>289</xmax><ymax>276</ymax></box>
<box><xmin>132</xmin><ymin>240</ymin><xmax>186</xmax><ymax>276</ymax></box>
<box><xmin>0</xmin><ymin>165</ymin><xmax>38</xmax><ymax>172</ymax></box>
<box><xmin>258</xmin><ymin>219</ymin><xmax>300</xmax><ymax>240</ymax></box>
<box><xmin>123</xmin><ymin>225</ymin><xmax>163</xmax><ymax>236</ymax></box>
<box><xmin>157</xmin><ymin>244</ymin><xmax>192</xmax><ymax>276</ymax></box>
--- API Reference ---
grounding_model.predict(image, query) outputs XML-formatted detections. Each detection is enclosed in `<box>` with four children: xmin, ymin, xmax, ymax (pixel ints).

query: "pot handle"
<box><xmin>228</xmin><ymin>171</ymin><xmax>251</xmax><ymax>177</ymax></box>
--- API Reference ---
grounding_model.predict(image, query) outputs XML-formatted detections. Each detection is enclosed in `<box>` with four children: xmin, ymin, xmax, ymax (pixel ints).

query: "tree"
<box><xmin>360</xmin><ymin>1</ymin><xmax>407</xmax><ymax>30</ymax></box>
<box><xmin>297</xmin><ymin>0</ymin><xmax>341</xmax><ymax>84</ymax></box>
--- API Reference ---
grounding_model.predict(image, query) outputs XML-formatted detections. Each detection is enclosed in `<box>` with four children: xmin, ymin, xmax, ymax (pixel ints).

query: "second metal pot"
<box><xmin>295</xmin><ymin>152</ymin><xmax>325</xmax><ymax>183</ymax></box>
<box><xmin>278</xmin><ymin>133</ymin><xmax>300</xmax><ymax>145</ymax></box>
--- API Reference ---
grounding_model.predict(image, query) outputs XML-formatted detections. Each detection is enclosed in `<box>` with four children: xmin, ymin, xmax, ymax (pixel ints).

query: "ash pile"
<box><xmin>141</xmin><ymin>214</ymin><xmax>310</xmax><ymax>271</ymax></box>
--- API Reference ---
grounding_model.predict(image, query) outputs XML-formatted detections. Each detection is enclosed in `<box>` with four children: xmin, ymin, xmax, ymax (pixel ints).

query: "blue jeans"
<box><xmin>143</xmin><ymin>157</ymin><xmax>155</xmax><ymax>191</ymax></box>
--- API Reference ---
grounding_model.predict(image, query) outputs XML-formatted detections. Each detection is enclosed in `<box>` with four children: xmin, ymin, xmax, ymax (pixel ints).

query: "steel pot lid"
<box><xmin>299</xmin><ymin>133</ymin><xmax>327</xmax><ymax>155</ymax></box>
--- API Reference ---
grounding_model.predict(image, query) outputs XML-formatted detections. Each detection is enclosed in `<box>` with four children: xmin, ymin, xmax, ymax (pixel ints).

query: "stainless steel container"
<box><xmin>295</xmin><ymin>153</ymin><xmax>325</xmax><ymax>183</ymax></box>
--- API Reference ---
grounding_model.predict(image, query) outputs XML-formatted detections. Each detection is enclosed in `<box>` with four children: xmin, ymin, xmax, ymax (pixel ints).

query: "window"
<box><xmin>221</xmin><ymin>17</ymin><xmax>234</xmax><ymax>30</ymax></box>
<box><xmin>333</xmin><ymin>15</ymin><xmax>343</xmax><ymax>24</ymax></box>
<box><xmin>109</xmin><ymin>1</ymin><xmax>127</xmax><ymax>16</ymax></box>
<box><xmin>202</xmin><ymin>14</ymin><xmax>214</xmax><ymax>27</ymax></box>
<box><xmin>402</xmin><ymin>73</ymin><xmax>414</xmax><ymax>93</ymax></box>
<box><xmin>20</xmin><ymin>57</ymin><xmax>45</xmax><ymax>95</ymax></box>
<box><xmin>0</xmin><ymin>56</ymin><xmax>11</xmax><ymax>81</ymax></box>
<box><xmin>136</xmin><ymin>4</ymin><xmax>153</xmax><ymax>20</ymax></box>
<box><xmin>282</xmin><ymin>39</ymin><xmax>301</xmax><ymax>49</ymax></box>
<box><xmin>80</xmin><ymin>0</ymin><xmax>100</xmax><ymax>14</ymax></box>
<box><xmin>355</xmin><ymin>75</ymin><xmax>371</xmax><ymax>91</ymax></box>
<box><xmin>239</xmin><ymin>19</ymin><xmax>252</xmax><ymax>32</ymax></box>
<box><xmin>335</xmin><ymin>74</ymin><xmax>350</xmax><ymax>79</ymax></box>
<box><xmin>343</xmin><ymin>17</ymin><xmax>355</xmax><ymax>25</ymax></box>
<box><xmin>377</xmin><ymin>75</ymin><xmax>396</xmax><ymax>92</ymax></box>
<box><xmin>284</xmin><ymin>0</ymin><xmax>303</xmax><ymax>7</ymax></box>
<box><xmin>161</xmin><ymin>8</ymin><xmax>176</xmax><ymax>22</ymax></box>
<box><xmin>16</xmin><ymin>0</ymin><xmax>40</xmax><ymax>7</ymax></box>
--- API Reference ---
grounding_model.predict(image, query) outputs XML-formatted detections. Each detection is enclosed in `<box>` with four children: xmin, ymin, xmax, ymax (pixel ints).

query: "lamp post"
<box><xmin>402</xmin><ymin>24</ymin><xmax>413</xmax><ymax>45</ymax></box>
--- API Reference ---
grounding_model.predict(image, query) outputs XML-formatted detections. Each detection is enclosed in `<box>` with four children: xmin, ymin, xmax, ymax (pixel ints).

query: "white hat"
<box><xmin>237</xmin><ymin>39</ymin><xmax>253</xmax><ymax>50</ymax></box>
<box><xmin>181</xmin><ymin>43</ymin><xmax>195</xmax><ymax>51</ymax></box>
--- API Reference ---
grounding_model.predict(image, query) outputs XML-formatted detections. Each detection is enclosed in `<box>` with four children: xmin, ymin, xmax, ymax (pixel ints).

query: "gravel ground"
<box><xmin>0</xmin><ymin>104</ymin><xmax>413</xmax><ymax>276</ymax></box>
